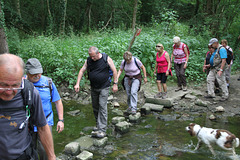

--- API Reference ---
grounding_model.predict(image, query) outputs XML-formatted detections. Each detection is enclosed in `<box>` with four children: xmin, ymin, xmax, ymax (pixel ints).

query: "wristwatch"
<box><xmin>113</xmin><ymin>82</ymin><xmax>118</xmax><ymax>84</ymax></box>
<box><xmin>58</xmin><ymin>119</ymin><xmax>64</xmax><ymax>123</ymax></box>
<box><xmin>219</xmin><ymin>68</ymin><xmax>223</xmax><ymax>72</ymax></box>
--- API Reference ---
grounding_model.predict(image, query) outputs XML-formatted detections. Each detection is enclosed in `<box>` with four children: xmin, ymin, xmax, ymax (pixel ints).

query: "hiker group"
<box><xmin>0</xmin><ymin>35</ymin><xmax>234</xmax><ymax>159</ymax></box>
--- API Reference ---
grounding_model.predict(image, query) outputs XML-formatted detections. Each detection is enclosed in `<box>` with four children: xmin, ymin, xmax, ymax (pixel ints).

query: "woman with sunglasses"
<box><xmin>154</xmin><ymin>43</ymin><xmax>171</xmax><ymax>99</ymax></box>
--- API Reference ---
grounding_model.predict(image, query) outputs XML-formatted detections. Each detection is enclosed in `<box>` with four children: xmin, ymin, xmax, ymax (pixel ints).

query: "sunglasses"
<box><xmin>156</xmin><ymin>46</ymin><xmax>162</xmax><ymax>48</ymax></box>
<box><xmin>0</xmin><ymin>78</ymin><xmax>24</xmax><ymax>91</ymax></box>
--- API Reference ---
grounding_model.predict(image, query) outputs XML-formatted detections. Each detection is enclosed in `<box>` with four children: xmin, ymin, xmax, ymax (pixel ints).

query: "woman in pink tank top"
<box><xmin>154</xmin><ymin>43</ymin><xmax>171</xmax><ymax>99</ymax></box>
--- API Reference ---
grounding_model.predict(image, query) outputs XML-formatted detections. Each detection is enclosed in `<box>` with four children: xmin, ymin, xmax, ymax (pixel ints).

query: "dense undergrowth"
<box><xmin>7</xmin><ymin>24</ymin><xmax>239</xmax><ymax>90</ymax></box>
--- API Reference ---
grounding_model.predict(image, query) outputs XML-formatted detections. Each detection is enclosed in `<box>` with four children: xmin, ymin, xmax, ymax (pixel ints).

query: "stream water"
<box><xmin>52</xmin><ymin>101</ymin><xmax>240</xmax><ymax>160</ymax></box>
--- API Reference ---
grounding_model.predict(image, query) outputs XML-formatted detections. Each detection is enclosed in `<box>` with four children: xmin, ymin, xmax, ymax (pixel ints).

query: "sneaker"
<box><xmin>162</xmin><ymin>92</ymin><xmax>168</xmax><ymax>99</ymax></box>
<box><xmin>182</xmin><ymin>86</ymin><xmax>187</xmax><ymax>91</ymax></box>
<box><xmin>238</xmin><ymin>77</ymin><xmax>240</xmax><ymax>81</ymax></box>
<box><xmin>95</xmin><ymin>131</ymin><xmax>106</xmax><ymax>138</ymax></box>
<box><xmin>175</xmin><ymin>87</ymin><xmax>182</xmax><ymax>92</ymax></box>
<box><xmin>154</xmin><ymin>92</ymin><xmax>162</xmax><ymax>98</ymax></box>
<box><xmin>204</xmin><ymin>95</ymin><xmax>215</xmax><ymax>99</ymax></box>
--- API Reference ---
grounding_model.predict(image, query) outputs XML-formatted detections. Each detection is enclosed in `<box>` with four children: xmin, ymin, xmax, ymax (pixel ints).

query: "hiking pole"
<box><xmin>127</xmin><ymin>28</ymin><xmax>142</xmax><ymax>51</ymax></box>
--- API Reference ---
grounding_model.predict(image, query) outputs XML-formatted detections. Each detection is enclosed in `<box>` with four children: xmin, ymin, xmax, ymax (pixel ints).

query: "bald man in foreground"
<box><xmin>0</xmin><ymin>53</ymin><xmax>56</xmax><ymax>160</ymax></box>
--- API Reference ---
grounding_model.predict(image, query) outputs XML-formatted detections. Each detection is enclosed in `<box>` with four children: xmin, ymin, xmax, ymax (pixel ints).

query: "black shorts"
<box><xmin>156</xmin><ymin>73</ymin><xmax>168</xmax><ymax>83</ymax></box>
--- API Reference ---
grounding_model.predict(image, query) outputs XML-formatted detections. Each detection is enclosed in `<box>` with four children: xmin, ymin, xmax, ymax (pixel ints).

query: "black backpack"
<box><xmin>87</xmin><ymin>53</ymin><xmax>113</xmax><ymax>82</ymax></box>
<box><xmin>219</xmin><ymin>46</ymin><xmax>233</xmax><ymax>65</ymax></box>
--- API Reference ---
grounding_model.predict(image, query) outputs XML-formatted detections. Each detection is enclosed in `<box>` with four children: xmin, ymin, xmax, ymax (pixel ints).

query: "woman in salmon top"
<box><xmin>154</xmin><ymin>43</ymin><xmax>171</xmax><ymax>99</ymax></box>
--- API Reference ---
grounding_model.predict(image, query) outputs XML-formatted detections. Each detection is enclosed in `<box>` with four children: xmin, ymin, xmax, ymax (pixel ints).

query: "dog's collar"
<box><xmin>196</xmin><ymin>128</ymin><xmax>202</xmax><ymax>137</ymax></box>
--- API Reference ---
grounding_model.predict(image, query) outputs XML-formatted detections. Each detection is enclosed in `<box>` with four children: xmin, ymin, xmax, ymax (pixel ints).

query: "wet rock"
<box><xmin>112</xmin><ymin>109</ymin><xmax>124</xmax><ymax>116</ymax></box>
<box><xmin>145</xmin><ymin>97</ymin><xmax>173</xmax><ymax>108</ymax></box>
<box><xmin>112</xmin><ymin>101</ymin><xmax>120</xmax><ymax>107</ymax></box>
<box><xmin>129</xmin><ymin>112</ymin><xmax>141</xmax><ymax>123</ymax></box>
<box><xmin>209</xmin><ymin>114</ymin><xmax>216</xmax><ymax>120</ymax></box>
<box><xmin>195</xmin><ymin>99</ymin><xmax>208</xmax><ymax>107</ymax></box>
<box><xmin>184</xmin><ymin>94</ymin><xmax>197</xmax><ymax>100</ymax></box>
<box><xmin>216</xmin><ymin>106</ymin><xmax>225</xmax><ymax>112</ymax></box>
<box><xmin>158</xmin><ymin>114</ymin><xmax>177</xmax><ymax>121</ymax></box>
<box><xmin>108</xmin><ymin>95</ymin><xmax>114</xmax><ymax>101</ymax></box>
<box><xmin>67</xmin><ymin>110</ymin><xmax>81</xmax><ymax>116</ymax></box>
<box><xmin>93</xmin><ymin>137</ymin><xmax>108</xmax><ymax>147</ymax></box>
<box><xmin>76</xmin><ymin>150</ymin><xmax>93</xmax><ymax>160</ymax></box>
<box><xmin>144</xmin><ymin>124</ymin><xmax>152</xmax><ymax>128</ymax></box>
<box><xmin>142</xmin><ymin>103</ymin><xmax>164</xmax><ymax>112</ymax></box>
<box><xmin>191</xmin><ymin>90</ymin><xmax>204</xmax><ymax>96</ymax></box>
<box><xmin>75</xmin><ymin>135</ymin><xmax>94</xmax><ymax>150</ymax></box>
<box><xmin>57</xmin><ymin>154</ymin><xmax>72</xmax><ymax>160</ymax></box>
<box><xmin>103</xmin><ymin>145</ymin><xmax>115</xmax><ymax>154</ymax></box>
<box><xmin>141</xmin><ymin>103</ymin><xmax>151</xmax><ymax>115</ymax></box>
<box><xmin>64</xmin><ymin>142</ymin><xmax>80</xmax><ymax>156</ymax></box>
<box><xmin>112</xmin><ymin>116</ymin><xmax>125</xmax><ymax>125</ymax></box>
<box><xmin>115</xmin><ymin>121</ymin><xmax>131</xmax><ymax>133</ymax></box>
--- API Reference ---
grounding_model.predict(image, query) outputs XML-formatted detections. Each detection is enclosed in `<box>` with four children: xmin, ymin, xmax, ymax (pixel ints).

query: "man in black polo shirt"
<box><xmin>74</xmin><ymin>46</ymin><xmax>118</xmax><ymax>138</ymax></box>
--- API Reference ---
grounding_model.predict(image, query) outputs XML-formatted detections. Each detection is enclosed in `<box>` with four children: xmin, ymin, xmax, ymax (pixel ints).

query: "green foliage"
<box><xmin>9</xmin><ymin>21</ymin><xmax>216</xmax><ymax>89</ymax></box>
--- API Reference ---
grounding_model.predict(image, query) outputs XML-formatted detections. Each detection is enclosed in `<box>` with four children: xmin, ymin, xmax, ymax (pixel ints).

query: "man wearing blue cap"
<box><xmin>205</xmin><ymin>38</ymin><xmax>229</xmax><ymax>101</ymax></box>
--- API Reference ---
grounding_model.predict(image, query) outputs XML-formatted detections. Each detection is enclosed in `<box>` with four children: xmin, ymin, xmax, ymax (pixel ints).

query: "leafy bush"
<box><xmin>9</xmin><ymin>24</ymin><xmax>217</xmax><ymax>89</ymax></box>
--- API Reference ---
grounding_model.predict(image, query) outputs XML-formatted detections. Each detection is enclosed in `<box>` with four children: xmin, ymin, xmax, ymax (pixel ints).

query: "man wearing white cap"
<box><xmin>205</xmin><ymin>38</ymin><xmax>229</xmax><ymax>101</ymax></box>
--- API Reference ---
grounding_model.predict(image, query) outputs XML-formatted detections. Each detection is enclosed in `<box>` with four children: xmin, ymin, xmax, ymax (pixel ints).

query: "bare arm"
<box><xmin>218</xmin><ymin>58</ymin><xmax>226</xmax><ymax>76</ymax></box>
<box><xmin>74</xmin><ymin>60</ymin><xmax>87</xmax><ymax>92</ymax></box>
<box><xmin>117</xmin><ymin>68</ymin><xmax>123</xmax><ymax>80</ymax></box>
<box><xmin>107</xmin><ymin>56</ymin><xmax>118</xmax><ymax>92</ymax></box>
<box><xmin>38</xmin><ymin>125</ymin><xmax>56</xmax><ymax>160</ymax></box>
<box><xmin>140</xmin><ymin>65</ymin><xmax>147</xmax><ymax>83</ymax></box>
<box><xmin>54</xmin><ymin>99</ymin><xmax>64</xmax><ymax>133</ymax></box>
<box><xmin>184</xmin><ymin>47</ymin><xmax>189</xmax><ymax>69</ymax></box>
<box><xmin>165</xmin><ymin>52</ymin><xmax>171</xmax><ymax>76</ymax></box>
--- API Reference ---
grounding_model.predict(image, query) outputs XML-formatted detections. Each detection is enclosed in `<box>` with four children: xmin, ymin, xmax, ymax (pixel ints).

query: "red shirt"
<box><xmin>156</xmin><ymin>51</ymin><xmax>168</xmax><ymax>73</ymax></box>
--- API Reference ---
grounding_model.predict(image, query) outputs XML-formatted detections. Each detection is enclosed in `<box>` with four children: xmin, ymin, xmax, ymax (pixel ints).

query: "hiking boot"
<box><xmin>131</xmin><ymin>110</ymin><xmax>137</xmax><ymax>115</ymax></box>
<box><xmin>182</xmin><ymin>86</ymin><xmax>187</xmax><ymax>91</ymax></box>
<box><xmin>204</xmin><ymin>95</ymin><xmax>215</xmax><ymax>99</ymax></box>
<box><xmin>154</xmin><ymin>92</ymin><xmax>162</xmax><ymax>98</ymax></box>
<box><xmin>162</xmin><ymin>92</ymin><xmax>168</xmax><ymax>99</ymax></box>
<box><xmin>95</xmin><ymin>131</ymin><xmax>106</xmax><ymax>138</ymax></box>
<box><xmin>93</xmin><ymin>126</ymin><xmax>98</xmax><ymax>131</ymax></box>
<box><xmin>91</xmin><ymin>130</ymin><xmax>98</xmax><ymax>137</ymax></box>
<box><xmin>126</xmin><ymin>108</ymin><xmax>132</xmax><ymax>114</ymax></box>
<box><xmin>175</xmin><ymin>87</ymin><xmax>182</xmax><ymax>92</ymax></box>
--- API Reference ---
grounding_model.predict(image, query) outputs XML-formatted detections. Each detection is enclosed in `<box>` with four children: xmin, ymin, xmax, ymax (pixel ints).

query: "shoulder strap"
<box><xmin>47</xmin><ymin>77</ymin><xmax>53</xmax><ymax>102</ymax></box>
<box><xmin>134</xmin><ymin>57</ymin><xmax>141</xmax><ymax>70</ymax></box>
<box><xmin>22</xmin><ymin>79</ymin><xmax>34</xmax><ymax>107</ymax></box>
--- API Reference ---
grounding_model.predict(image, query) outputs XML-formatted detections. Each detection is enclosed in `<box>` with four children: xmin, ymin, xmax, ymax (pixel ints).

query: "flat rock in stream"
<box><xmin>146</xmin><ymin>90</ymin><xmax>190</xmax><ymax>107</ymax></box>
<box><xmin>75</xmin><ymin>136</ymin><xmax>94</xmax><ymax>150</ymax></box>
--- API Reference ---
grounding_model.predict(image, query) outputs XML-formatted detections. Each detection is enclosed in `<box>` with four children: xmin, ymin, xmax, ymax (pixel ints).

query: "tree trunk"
<box><xmin>59</xmin><ymin>0</ymin><xmax>67</xmax><ymax>35</ymax></box>
<box><xmin>41</xmin><ymin>0</ymin><xmax>46</xmax><ymax>32</ymax></box>
<box><xmin>15</xmin><ymin>0</ymin><xmax>21</xmax><ymax>19</ymax></box>
<box><xmin>195</xmin><ymin>0</ymin><xmax>200</xmax><ymax>15</ymax></box>
<box><xmin>131</xmin><ymin>0</ymin><xmax>138</xmax><ymax>31</ymax></box>
<box><xmin>0</xmin><ymin>2</ymin><xmax>9</xmax><ymax>54</ymax></box>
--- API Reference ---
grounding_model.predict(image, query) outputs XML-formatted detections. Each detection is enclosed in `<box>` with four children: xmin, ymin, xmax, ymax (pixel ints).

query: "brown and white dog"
<box><xmin>186</xmin><ymin>123</ymin><xmax>239</xmax><ymax>157</ymax></box>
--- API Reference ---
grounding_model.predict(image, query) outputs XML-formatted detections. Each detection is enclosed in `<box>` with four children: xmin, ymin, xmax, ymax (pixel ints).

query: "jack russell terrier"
<box><xmin>186</xmin><ymin>123</ymin><xmax>239</xmax><ymax>157</ymax></box>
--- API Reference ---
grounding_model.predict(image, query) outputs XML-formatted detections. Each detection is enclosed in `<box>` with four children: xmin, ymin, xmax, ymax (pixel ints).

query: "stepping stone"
<box><xmin>129</xmin><ymin>112</ymin><xmax>141</xmax><ymax>123</ymax></box>
<box><xmin>76</xmin><ymin>150</ymin><xmax>93</xmax><ymax>160</ymax></box>
<box><xmin>115</xmin><ymin>121</ymin><xmax>131</xmax><ymax>133</ymax></box>
<box><xmin>64</xmin><ymin>142</ymin><xmax>80</xmax><ymax>155</ymax></box>
<box><xmin>93</xmin><ymin>137</ymin><xmax>108</xmax><ymax>147</ymax></box>
<box><xmin>112</xmin><ymin>116</ymin><xmax>125</xmax><ymax>125</ymax></box>
<box><xmin>141</xmin><ymin>104</ymin><xmax>151</xmax><ymax>115</ymax></box>
<box><xmin>75</xmin><ymin>135</ymin><xmax>94</xmax><ymax>150</ymax></box>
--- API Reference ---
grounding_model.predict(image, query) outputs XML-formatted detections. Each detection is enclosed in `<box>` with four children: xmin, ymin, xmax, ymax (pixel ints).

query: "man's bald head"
<box><xmin>0</xmin><ymin>53</ymin><xmax>25</xmax><ymax>76</ymax></box>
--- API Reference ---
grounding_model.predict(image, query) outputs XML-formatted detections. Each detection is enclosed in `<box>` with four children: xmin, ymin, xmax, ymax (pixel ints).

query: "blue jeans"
<box><xmin>124</xmin><ymin>77</ymin><xmax>140</xmax><ymax>111</ymax></box>
<box><xmin>91</xmin><ymin>87</ymin><xmax>109</xmax><ymax>132</ymax></box>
